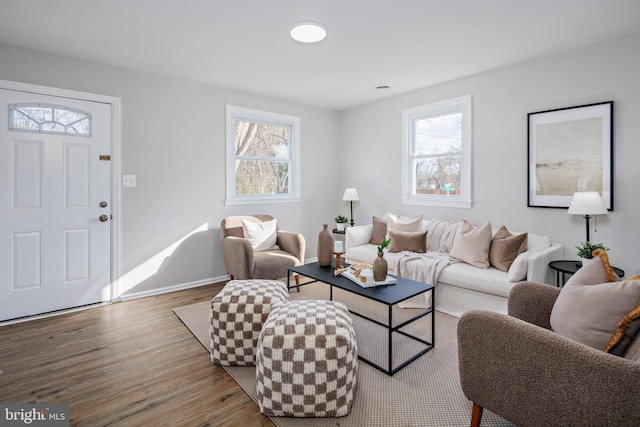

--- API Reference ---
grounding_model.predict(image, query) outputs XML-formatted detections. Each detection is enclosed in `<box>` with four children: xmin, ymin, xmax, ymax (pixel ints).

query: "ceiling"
<box><xmin>1</xmin><ymin>1</ymin><xmax>640</xmax><ymax>110</ymax></box>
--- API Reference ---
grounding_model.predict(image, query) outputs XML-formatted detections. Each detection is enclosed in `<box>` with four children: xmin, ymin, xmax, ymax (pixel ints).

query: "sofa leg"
<box><xmin>471</xmin><ymin>403</ymin><xmax>483</xmax><ymax>427</ymax></box>
<box><xmin>295</xmin><ymin>274</ymin><xmax>300</xmax><ymax>292</ymax></box>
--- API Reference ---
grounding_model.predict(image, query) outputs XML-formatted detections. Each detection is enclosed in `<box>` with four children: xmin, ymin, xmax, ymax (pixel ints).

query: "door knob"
<box><xmin>99</xmin><ymin>215</ymin><xmax>109</xmax><ymax>222</ymax></box>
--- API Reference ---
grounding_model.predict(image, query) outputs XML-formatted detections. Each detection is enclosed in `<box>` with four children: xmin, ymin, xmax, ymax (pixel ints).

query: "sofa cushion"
<box><xmin>388</xmin><ymin>230</ymin><xmax>427</xmax><ymax>253</ymax></box>
<box><xmin>242</xmin><ymin>218</ymin><xmax>278</xmax><ymax>251</ymax></box>
<box><xmin>386</xmin><ymin>212</ymin><xmax>422</xmax><ymax>237</ymax></box>
<box><xmin>450</xmin><ymin>220</ymin><xmax>492</xmax><ymax>269</ymax></box>
<box><xmin>438</xmin><ymin>263</ymin><xmax>517</xmax><ymax>298</ymax></box>
<box><xmin>490</xmin><ymin>226</ymin><xmax>528</xmax><ymax>272</ymax></box>
<box><xmin>369</xmin><ymin>216</ymin><xmax>388</xmax><ymax>245</ymax></box>
<box><xmin>550</xmin><ymin>253</ymin><xmax>640</xmax><ymax>352</ymax></box>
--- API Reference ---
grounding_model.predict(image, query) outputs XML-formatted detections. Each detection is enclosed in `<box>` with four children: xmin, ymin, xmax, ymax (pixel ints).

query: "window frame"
<box><xmin>225</xmin><ymin>105</ymin><xmax>301</xmax><ymax>205</ymax></box>
<box><xmin>401</xmin><ymin>95</ymin><xmax>472</xmax><ymax>208</ymax></box>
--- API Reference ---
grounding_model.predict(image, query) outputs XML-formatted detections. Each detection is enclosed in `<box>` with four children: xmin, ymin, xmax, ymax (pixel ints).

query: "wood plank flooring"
<box><xmin>0</xmin><ymin>283</ymin><xmax>276</xmax><ymax>427</ymax></box>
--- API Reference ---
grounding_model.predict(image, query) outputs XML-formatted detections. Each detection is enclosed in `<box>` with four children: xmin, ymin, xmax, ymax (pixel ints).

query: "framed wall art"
<box><xmin>527</xmin><ymin>101</ymin><xmax>613</xmax><ymax>210</ymax></box>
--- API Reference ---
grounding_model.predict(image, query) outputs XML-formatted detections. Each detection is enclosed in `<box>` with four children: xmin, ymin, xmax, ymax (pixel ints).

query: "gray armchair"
<box><xmin>220</xmin><ymin>215</ymin><xmax>305</xmax><ymax>287</ymax></box>
<box><xmin>458</xmin><ymin>282</ymin><xmax>640</xmax><ymax>427</ymax></box>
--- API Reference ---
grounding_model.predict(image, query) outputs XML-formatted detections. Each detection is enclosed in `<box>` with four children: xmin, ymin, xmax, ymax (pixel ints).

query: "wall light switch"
<box><xmin>123</xmin><ymin>175</ymin><xmax>137</xmax><ymax>187</ymax></box>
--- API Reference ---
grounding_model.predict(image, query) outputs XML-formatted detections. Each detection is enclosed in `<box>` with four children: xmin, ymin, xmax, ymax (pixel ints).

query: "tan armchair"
<box><xmin>220</xmin><ymin>215</ymin><xmax>304</xmax><ymax>287</ymax></box>
<box><xmin>458</xmin><ymin>282</ymin><xmax>640</xmax><ymax>427</ymax></box>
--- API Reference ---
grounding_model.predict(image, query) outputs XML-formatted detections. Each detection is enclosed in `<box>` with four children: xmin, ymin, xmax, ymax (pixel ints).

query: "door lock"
<box><xmin>100</xmin><ymin>201</ymin><xmax>108</xmax><ymax>208</ymax></box>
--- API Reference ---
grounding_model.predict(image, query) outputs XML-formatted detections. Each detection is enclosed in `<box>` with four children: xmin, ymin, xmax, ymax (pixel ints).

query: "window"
<box><xmin>401</xmin><ymin>95</ymin><xmax>472</xmax><ymax>208</ymax></box>
<box><xmin>9</xmin><ymin>103</ymin><xmax>91</xmax><ymax>136</ymax></box>
<box><xmin>226</xmin><ymin>105</ymin><xmax>300</xmax><ymax>205</ymax></box>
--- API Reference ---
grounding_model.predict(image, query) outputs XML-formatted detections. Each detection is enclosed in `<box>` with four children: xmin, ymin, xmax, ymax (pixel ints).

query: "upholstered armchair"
<box><xmin>458</xmin><ymin>282</ymin><xmax>640</xmax><ymax>427</ymax></box>
<box><xmin>220</xmin><ymin>215</ymin><xmax>305</xmax><ymax>287</ymax></box>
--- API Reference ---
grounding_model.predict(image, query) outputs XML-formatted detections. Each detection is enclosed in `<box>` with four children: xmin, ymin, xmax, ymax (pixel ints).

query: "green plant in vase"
<box><xmin>377</xmin><ymin>237</ymin><xmax>391</xmax><ymax>253</ymax></box>
<box><xmin>575</xmin><ymin>241</ymin><xmax>609</xmax><ymax>259</ymax></box>
<box><xmin>335</xmin><ymin>214</ymin><xmax>349</xmax><ymax>231</ymax></box>
<box><xmin>373</xmin><ymin>237</ymin><xmax>391</xmax><ymax>282</ymax></box>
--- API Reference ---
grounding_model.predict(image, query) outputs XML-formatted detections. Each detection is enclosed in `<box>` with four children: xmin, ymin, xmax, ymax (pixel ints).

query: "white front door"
<box><xmin>0</xmin><ymin>89</ymin><xmax>112</xmax><ymax>321</ymax></box>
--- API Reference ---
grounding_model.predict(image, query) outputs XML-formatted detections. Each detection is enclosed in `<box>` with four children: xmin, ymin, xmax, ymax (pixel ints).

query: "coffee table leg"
<box><xmin>388</xmin><ymin>305</ymin><xmax>393</xmax><ymax>374</ymax></box>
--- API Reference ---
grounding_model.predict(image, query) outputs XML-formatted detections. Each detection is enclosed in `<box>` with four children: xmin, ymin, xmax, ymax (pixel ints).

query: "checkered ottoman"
<box><xmin>209</xmin><ymin>279</ymin><xmax>290</xmax><ymax>366</ymax></box>
<box><xmin>256</xmin><ymin>300</ymin><xmax>358</xmax><ymax>418</ymax></box>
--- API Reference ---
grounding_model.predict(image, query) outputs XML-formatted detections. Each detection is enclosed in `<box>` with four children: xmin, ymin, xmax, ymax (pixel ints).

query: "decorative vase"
<box><xmin>336</xmin><ymin>223</ymin><xmax>346</xmax><ymax>232</ymax></box>
<box><xmin>317</xmin><ymin>224</ymin><xmax>334</xmax><ymax>267</ymax></box>
<box><xmin>580</xmin><ymin>257</ymin><xmax>591</xmax><ymax>267</ymax></box>
<box><xmin>373</xmin><ymin>251</ymin><xmax>388</xmax><ymax>282</ymax></box>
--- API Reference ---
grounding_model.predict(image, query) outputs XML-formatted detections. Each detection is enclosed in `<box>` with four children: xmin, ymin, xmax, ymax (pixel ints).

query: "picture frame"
<box><xmin>527</xmin><ymin>101</ymin><xmax>613</xmax><ymax>210</ymax></box>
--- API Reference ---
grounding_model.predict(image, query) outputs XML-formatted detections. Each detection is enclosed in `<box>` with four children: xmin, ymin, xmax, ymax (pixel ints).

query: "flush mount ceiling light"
<box><xmin>290</xmin><ymin>22</ymin><xmax>327</xmax><ymax>43</ymax></box>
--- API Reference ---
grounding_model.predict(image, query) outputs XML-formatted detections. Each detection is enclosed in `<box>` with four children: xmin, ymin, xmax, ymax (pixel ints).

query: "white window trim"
<box><xmin>225</xmin><ymin>105</ymin><xmax>301</xmax><ymax>206</ymax></box>
<box><xmin>401</xmin><ymin>95</ymin><xmax>472</xmax><ymax>208</ymax></box>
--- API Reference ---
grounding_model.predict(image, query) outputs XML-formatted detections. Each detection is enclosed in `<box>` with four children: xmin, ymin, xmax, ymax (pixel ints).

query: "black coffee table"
<box><xmin>287</xmin><ymin>262</ymin><xmax>435</xmax><ymax>376</ymax></box>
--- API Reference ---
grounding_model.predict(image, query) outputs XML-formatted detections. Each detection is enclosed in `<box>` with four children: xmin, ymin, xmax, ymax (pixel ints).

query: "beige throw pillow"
<box><xmin>449</xmin><ymin>220</ymin><xmax>492</xmax><ymax>269</ymax></box>
<box><xmin>550</xmin><ymin>253</ymin><xmax>640</xmax><ymax>353</ymax></box>
<box><xmin>387</xmin><ymin>230</ymin><xmax>427</xmax><ymax>253</ymax></box>
<box><xmin>489</xmin><ymin>225</ymin><xmax>528</xmax><ymax>272</ymax></box>
<box><xmin>386</xmin><ymin>212</ymin><xmax>422</xmax><ymax>238</ymax></box>
<box><xmin>241</xmin><ymin>218</ymin><xmax>278</xmax><ymax>251</ymax></box>
<box><xmin>551</xmin><ymin>277</ymin><xmax>640</xmax><ymax>352</ymax></box>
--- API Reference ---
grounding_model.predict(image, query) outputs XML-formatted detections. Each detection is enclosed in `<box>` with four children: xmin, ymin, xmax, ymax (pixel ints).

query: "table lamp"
<box><xmin>567</xmin><ymin>191</ymin><xmax>608</xmax><ymax>242</ymax></box>
<box><xmin>342</xmin><ymin>188</ymin><xmax>359</xmax><ymax>227</ymax></box>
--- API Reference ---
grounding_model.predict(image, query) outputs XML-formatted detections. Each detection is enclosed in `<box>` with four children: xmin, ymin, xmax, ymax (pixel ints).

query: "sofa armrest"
<box><xmin>507</xmin><ymin>281</ymin><xmax>560</xmax><ymax>329</ymax></box>
<box><xmin>221</xmin><ymin>236</ymin><xmax>253</xmax><ymax>279</ymax></box>
<box><xmin>345</xmin><ymin>224</ymin><xmax>373</xmax><ymax>249</ymax></box>
<box><xmin>277</xmin><ymin>230</ymin><xmax>305</xmax><ymax>264</ymax></box>
<box><xmin>526</xmin><ymin>242</ymin><xmax>563</xmax><ymax>284</ymax></box>
<box><xmin>458</xmin><ymin>310</ymin><xmax>640</xmax><ymax>427</ymax></box>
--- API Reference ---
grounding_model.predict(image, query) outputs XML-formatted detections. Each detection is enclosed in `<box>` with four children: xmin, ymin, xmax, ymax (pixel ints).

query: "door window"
<box><xmin>9</xmin><ymin>103</ymin><xmax>92</xmax><ymax>136</ymax></box>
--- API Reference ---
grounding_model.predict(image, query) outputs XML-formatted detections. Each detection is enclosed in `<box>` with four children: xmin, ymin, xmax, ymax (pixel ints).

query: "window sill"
<box><xmin>401</xmin><ymin>197</ymin><xmax>472</xmax><ymax>209</ymax></box>
<box><xmin>225</xmin><ymin>196</ymin><xmax>302</xmax><ymax>206</ymax></box>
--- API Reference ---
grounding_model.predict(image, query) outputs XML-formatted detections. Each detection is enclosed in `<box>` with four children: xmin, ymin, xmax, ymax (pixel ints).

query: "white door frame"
<box><xmin>0</xmin><ymin>79</ymin><xmax>122</xmax><ymax>303</ymax></box>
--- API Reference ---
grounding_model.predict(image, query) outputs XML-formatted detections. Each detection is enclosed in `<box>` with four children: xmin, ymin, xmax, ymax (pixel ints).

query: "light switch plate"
<box><xmin>123</xmin><ymin>175</ymin><xmax>137</xmax><ymax>187</ymax></box>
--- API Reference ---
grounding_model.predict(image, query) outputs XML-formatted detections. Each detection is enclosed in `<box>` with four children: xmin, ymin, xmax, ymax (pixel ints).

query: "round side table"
<box><xmin>549</xmin><ymin>260</ymin><xmax>625</xmax><ymax>287</ymax></box>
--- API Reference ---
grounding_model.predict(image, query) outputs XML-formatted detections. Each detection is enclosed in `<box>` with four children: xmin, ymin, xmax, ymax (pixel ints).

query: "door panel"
<box><xmin>12</xmin><ymin>139</ymin><xmax>43</xmax><ymax>211</ymax></box>
<box><xmin>0</xmin><ymin>89</ymin><xmax>111</xmax><ymax>321</ymax></box>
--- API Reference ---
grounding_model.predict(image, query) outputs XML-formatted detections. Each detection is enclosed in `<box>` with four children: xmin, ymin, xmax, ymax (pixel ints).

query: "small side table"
<box><xmin>549</xmin><ymin>260</ymin><xmax>625</xmax><ymax>287</ymax></box>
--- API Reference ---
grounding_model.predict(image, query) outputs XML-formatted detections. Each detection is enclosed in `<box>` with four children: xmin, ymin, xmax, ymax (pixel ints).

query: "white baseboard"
<box><xmin>119</xmin><ymin>260</ymin><xmax>322</xmax><ymax>302</ymax></box>
<box><xmin>118</xmin><ymin>275</ymin><xmax>230</xmax><ymax>302</ymax></box>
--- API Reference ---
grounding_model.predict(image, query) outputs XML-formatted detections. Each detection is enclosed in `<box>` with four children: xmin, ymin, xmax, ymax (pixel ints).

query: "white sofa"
<box><xmin>345</xmin><ymin>219</ymin><xmax>563</xmax><ymax>317</ymax></box>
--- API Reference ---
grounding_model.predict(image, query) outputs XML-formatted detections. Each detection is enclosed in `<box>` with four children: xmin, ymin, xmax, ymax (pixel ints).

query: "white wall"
<box><xmin>339</xmin><ymin>31</ymin><xmax>640</xmax><ymax>276</ymax></box>
<box><xmin>2</xmin><ymin>30</ymin><xmax>639</xmax><ymax>298</ymax></box>
<box><xmin>0</xmin><ymin>43</ymin><xmax>341</xmax><ymax>297</ymax></box>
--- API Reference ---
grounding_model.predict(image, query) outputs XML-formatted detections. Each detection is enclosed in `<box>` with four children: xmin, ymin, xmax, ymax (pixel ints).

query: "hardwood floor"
<box><xmin>0</xmin><ymin>283</ymin><xmax>276</xmax><ymax>427</ymax></box>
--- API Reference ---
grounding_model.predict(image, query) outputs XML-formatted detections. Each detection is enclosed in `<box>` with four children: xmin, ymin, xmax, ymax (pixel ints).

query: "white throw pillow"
<box><xmin>507</xmin><ymin>233</ymin><xmax>552</xmax><ymax>281</ymax></box>
<box><xmin>242</xmin><ymin>218</ymin><xmax>278</xmax><ymax>251</ymax></box>
<box><xmin>508</xmin><ymin>251</ymin><xmax>530</xmax><ymax>282</ymax></box>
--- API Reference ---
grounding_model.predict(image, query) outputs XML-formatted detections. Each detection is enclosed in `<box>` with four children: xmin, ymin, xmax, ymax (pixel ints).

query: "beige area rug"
<box><xmin>173</xmin><ymin>282</ymin><xmax>514</xmax><ymax>427</ymax></box>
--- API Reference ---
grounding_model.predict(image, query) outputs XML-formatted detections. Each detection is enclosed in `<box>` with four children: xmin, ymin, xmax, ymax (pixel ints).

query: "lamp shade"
<box><xmin>342</xmin><ymin>188</ymin><xmax>359</xmax><ymax>201</ymax></box>
<box><xmin>567</xmin><ymin>192</ymin><xmax>608</xmax><ymax>215</ymax></box>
